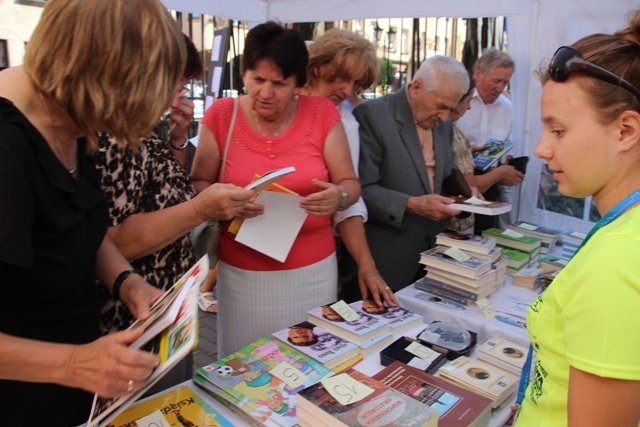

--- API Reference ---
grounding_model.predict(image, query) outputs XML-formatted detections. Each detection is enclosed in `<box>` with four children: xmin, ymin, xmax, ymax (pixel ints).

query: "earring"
<box><xmin>242</xmin><ymin>86</ymin><xmax>247</xmax><ymax>94</ymax></box>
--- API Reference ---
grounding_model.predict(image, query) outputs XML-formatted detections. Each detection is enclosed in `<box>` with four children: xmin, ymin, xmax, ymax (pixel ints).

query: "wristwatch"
<box><xmin>338</xmin><ymin>187</ymin><xmax>348</xmax><ymax>208</ymax></box>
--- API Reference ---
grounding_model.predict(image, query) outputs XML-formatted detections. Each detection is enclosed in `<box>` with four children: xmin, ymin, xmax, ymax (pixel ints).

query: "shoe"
<box><xmin>198</xmin><ymin>292</ymin><xmax>218</xmax><ymax>314</ymax></box>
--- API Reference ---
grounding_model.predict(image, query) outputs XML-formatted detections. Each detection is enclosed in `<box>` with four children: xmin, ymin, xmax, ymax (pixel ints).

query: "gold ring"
<box><xmin>127</xmin><ymin>379</ymin><xmax>134</xmax><ymax>392</ymax></box>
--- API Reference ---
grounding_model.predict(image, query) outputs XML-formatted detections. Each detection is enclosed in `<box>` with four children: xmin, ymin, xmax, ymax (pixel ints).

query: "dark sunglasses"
<box><xmin>549</xmin><ymin>45</ymin><xmax>640</xmax><ymax>102</ymax></box>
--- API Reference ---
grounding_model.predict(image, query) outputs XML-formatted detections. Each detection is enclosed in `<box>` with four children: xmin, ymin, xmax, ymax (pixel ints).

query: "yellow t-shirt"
<box><xmin>517</xmin><ymin>207</ymin><xmax>640</xmax><ymax>426</ymax></box>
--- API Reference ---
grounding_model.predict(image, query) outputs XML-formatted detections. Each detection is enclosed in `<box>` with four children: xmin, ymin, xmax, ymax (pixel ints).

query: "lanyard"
<box><xmin>513</xmin><ymin>189</ymin><xmax>640</xmax><ymax>423</ymax></box>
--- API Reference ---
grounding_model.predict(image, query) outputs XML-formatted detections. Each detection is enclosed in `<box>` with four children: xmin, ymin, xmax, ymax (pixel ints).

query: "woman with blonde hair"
<box><xmin>0</xmin><ymin>0</ymin><xmax>194</xmax><ymax>424</ymax></box>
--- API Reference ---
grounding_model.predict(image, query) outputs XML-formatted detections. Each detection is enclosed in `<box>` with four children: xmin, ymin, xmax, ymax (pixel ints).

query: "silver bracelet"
<box><xmin>168</xmin><ymin>136</ymin><xmax>189</xmax><ymax>150</ymax></box>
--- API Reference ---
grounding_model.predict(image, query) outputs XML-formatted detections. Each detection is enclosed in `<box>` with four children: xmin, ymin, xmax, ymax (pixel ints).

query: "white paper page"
<box><xmin>235</xmin><ymin>192</ymin><xmax>307</xmax><ymax>262</ymax></box>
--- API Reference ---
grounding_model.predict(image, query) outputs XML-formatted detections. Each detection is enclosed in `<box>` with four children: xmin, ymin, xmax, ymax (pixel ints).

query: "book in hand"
<box><xmin>472</xmin><ymin>138</ymin><xmax>513</xmax><ymax>171</ymax></box>
<box><xmin>379</xmin><ymin>336</ymin><xmax>447</xmax><ymax>374</ymax></box>
<box><xmin>436</xmin><ymin>356</ymin><xmax>519</xmax><ymax>409</ymax></box>
<box><xmin>306</xmin><ymin>303</ymin><xmax>389</xmax><ymax>345</ymax></box>
<box><xmin>436</xmin><ymin>231</ymin><xmax>497</xmax><ymax>255</ymax></box>
<box><xmin>244</xmin><ymin>166</ymin><xmax>296</xmax><ymax>192</ymax></box>
<box><xmin>106</xmin><ymin>384</ymin><xmax>234</xmax><ymax>427</ymax></box>
<box><xmin>271</xmin><ymin>320</ymin><xmax>360</xmax><ymax>369</ymax></box>
<box><xmin>296</xmin><ymin>368</ymin><xmax>439</xmax><ymax>427</ymax></box>
<box><xmin>348</xmin><ymin>299</ymin><xmax>424</xmax><ymax>337</ymax></box>
<box><xmin>420</xmin><ymin>245</ymin><xmax>492</xmax><ymax>279</ymax></box>
<box><xmin>448</xmin><ymin>196</ymin><xmax>512</xmax><ymax>216</ymax></box>
<box><xmin>373</xmin><ymin>361</ymin><xmax>493</xmax><ymax>427</ymax></box>
<box><xmin>476</xmin><ymin>336</ymin><xmax>529</xmax><ymax>375</ymax></box>
<box><xmin>482</xmin><ymin>227</ymin><xmax>542</xmax><ymax>253</ymax></box>
<box><xmin>87</xmin><ymin>256</ymin><xmax>208</xmax><ymax>427</ymax></box>
<box><xmin>193</xmin><ymin>336</ymin><xmax>332</xmax><ymax>427</ymax></box>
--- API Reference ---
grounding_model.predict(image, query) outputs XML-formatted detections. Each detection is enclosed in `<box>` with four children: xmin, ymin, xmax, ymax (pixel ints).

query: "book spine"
<box><xmin>416</xmin><ymin>280</ymin><xmax>480</xmax><ymax>300</ymax></box>
<box><xmin>417</xmin><ymin>285</ymin><xmax>473</xmax><ymax>305</ymax></box>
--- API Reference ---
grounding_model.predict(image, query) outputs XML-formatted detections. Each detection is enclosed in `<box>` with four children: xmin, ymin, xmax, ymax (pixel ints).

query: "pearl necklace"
<box><xmin>37</xmin><ymin>90</ymin><xmax>77</xmax><ymax>175</ymax></box>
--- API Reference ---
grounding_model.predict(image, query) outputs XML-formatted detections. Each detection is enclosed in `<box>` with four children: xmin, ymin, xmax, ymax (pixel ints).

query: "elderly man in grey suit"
<box><xmin>352</xmin><ymin>55</ymin><xmax>470</xmax><ymax>291</ymax></box>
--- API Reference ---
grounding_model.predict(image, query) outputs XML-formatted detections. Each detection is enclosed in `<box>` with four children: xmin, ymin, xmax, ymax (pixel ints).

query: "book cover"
<box><xmin>244</xmin><ymin>166</ymin><xmax>296</xmax><ymax>192</ymax></box>
<box><xmin>500</xmin><ymin>247</ymin><xmax>530</xmax><ymax>269</ymax></box>
<box><xmin>472</xmin><ymin>138</ymin><xmax>513</xmax><ymax>171</ymax></box>
<box><xmin>419</xmin><ymin>245</ymin><xmax>492</xmax><ymax>279</ymax></box>
<box><xmin>271</xmin><ymin>320</ymin><xmax>359</xmax><ymax>369</ymax></box>
<box><xmin>482</xmin><ymin>228</ymin><xmax>542</xmax><ymax>253</ymax></box>
<box><xmin>194</xmin><ymin>337</ymin><xmax>332</xmax><ymax>427</ymax></box>
<box><xmin>373</xmin><ymin>361</ymin><xmax>493</xmax><ymax>427</ymax></box>
<box><xmin>508</xmin><ymin>221</ymin><xmax>562</xmax><ymax>240</ymax></box>
<box><xmin>106</xmin><ymin>384</ymin><xmax>234</xmax><ymax>427</ymax></box>
<box><xmin>296</xmin><ymin>368</ymin><xmax>439</xmax><ymax>427</ymax></box>
<box><xmin>539</xmin><ymin>254</ymin><xmax>569</xmax><ymax>272</ymax></box>
<box><xmin>87</xmin><ymin>257</ymin><xmax>207</xmax><ymax>427</ymax></box>
<box><xmin>448</xmin><ymin>196</ymin><xmax>512</xmax><ymax>216</ymax></box>
<box><xmin>476</xmin><ymin>336</ymin><xmax>528</xmax><ymax>375</ymax></box>
<box><xmin>378</xmin><ymin>337</ymin><xmax>447</xmax><ymax>373</ymax></box>
<box><xmin>348</xmin><ymin>299</ymin><xmax>423</xmax><ymax>336</ymax></box>
<box><xmin>306</xmin><ymin>304</ymin><xmax>389</xmax><ymax>345</ymax></box>
<box><xmin>436</xmin><ymin>231</ymin><xmax>497</xmax><ymax>255</ymax></box>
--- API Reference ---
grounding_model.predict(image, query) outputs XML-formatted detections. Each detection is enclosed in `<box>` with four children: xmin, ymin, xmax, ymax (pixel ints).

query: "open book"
<box><xmin>86</xmin><ymin>256</ymin><xmax>209</xmax><ymax>427</ymax></box>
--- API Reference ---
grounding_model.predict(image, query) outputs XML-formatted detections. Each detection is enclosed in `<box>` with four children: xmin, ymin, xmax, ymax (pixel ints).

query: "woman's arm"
<box><xmin>568</xmin><ymin>366</ymin><xmax>640</xmax><ymax>426</ymax></box>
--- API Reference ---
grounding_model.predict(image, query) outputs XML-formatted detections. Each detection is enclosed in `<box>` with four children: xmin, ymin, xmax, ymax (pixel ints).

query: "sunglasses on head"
<box><xmin>549</xmin><ymin>45</ymin><xmax>640</xmax><ymax>102</ymax></box>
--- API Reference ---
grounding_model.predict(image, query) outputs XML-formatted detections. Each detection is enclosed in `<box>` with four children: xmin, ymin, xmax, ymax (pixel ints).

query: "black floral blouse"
<box><xmin>90</xmin><ymin>133</ymin><xmax>197</xmax><ymax>335</ymax></box>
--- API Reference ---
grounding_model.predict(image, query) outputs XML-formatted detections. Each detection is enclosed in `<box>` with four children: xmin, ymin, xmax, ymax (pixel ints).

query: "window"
<box><xmin>401</xmin><ymin>29</ymin><xmax>409</xmax><ymax>54</ymax></box>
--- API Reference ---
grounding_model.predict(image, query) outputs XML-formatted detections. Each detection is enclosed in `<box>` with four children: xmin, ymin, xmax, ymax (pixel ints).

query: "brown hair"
<box><xmin>24</xmin><ymin>0</ymin><xmax>185</xmax><ymax>148</ymax></box>
<box><xmin>307</xmin><ymin>28</ymin><xmax>379</xmax><ymax>92</ymax></box>
<box><xmin>540</xmin><ymin>9</ymin><xmax>640</xmax><ymax>123</ymax></box>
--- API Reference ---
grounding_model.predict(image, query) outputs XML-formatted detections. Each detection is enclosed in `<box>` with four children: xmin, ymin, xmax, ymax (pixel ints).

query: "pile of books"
<box><xmin>193</xmin><ymin>337</ymin><xmax>333</xmax><ymax>427</ymax></box>
<box><xmin>415</xmin><ymin>232</ymin><xmax>506</xmax><ymax>305</ymax></box>
<box><xmin>296</xmin><ymin>367</ymin><xmax>439</xmax><ymax>427</ymax></box>
<box><xmin>476</xmin><ymin>336</ymin><xmax>529</xmax><ymax>375</ymax></box>
<box><xmin>507</xmin><ymin>220</ymin><xmax>562</xmax><ymax>254</ymax></box>
<box><xmin>482</xmin><ymin>228</ymin><xmax>541</xmax><ymax>275</ymax></box>
<box><xmin>560</xmin><ymin>230</ymin><xmax>587</xmax><ymax>259</ymax></box>
<box><xmin>512</xmin><ymin>267</ymin><xmax>545</xmax><ymax>291</ymax></box>
<box><xmin>374</xmin><ymin>361</ymin><xmax>493</xmax><ymax>427</ymax></box>
<box><xmin>539</xmin><ymin>254</ymin><xmax>569</xmax><ymax>273</ymax></box>
<box><xmin>436</xmin><ymin>356</ymin><xmax>519</xmax><ymax>409</ymax></box>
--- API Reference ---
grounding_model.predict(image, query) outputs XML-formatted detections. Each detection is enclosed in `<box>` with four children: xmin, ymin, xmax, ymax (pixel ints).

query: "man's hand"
<box><xmin>406</xmin><ymin>194</ymin><xmax>461</xmax><ymax>220</ymax></box>
<box><xmin>496</xmin><ymin>165</ymin><xmax>524</xmax><ymax>186</ymax></box>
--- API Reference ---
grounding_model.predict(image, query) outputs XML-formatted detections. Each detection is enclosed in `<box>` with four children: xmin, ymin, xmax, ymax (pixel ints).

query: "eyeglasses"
<box><xmin>549</xmin><ymin>45</ymin><xmax>640</xmax><ymax>102</ymax></box>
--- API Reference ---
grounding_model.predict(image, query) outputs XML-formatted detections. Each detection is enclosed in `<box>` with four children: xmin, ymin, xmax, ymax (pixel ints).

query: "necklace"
<box><xmin>252</xmin><ymin>100</ymin><xmax>296</xmax><ymax>136</ymax></box>
<box><xmin>36</xmin><ymin>90</ymin><xmax>77</xmax><ymax>175</ymax></box>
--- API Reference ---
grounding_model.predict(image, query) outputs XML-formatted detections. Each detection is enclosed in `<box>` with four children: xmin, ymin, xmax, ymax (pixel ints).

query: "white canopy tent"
<box><xmin>162</xmin><ymin>0</ymin><xmax>639</xmax><ymax>232</ymax></box>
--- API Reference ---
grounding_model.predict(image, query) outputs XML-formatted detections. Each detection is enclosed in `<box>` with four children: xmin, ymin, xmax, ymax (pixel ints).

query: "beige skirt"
<box><xmin>216</xmin><ymin>254</ymin><xmax>338</xmax><ymax>358</ymax></box>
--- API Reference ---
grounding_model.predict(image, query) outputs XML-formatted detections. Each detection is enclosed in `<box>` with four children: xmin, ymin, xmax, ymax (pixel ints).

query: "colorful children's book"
<box><xmin>193</xmin><ymin>337</ymin><xmax>332</xmax><ymax>427</ymax></box>
<box><xmin>271</xmin><ymin>320</ymin><xmax>360</xmax><ymax>369</ymax></box>
<box><xmin>106</xmin><ymin>384</ymin><xmax>233</xmax><ymax>427</ymax></box>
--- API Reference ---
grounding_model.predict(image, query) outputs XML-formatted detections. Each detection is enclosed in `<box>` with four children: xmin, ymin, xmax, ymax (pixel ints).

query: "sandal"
<box><xmin>198</xmin><ymin>292</ymin><xmax>218</xmax><ymax>314</ymax></box>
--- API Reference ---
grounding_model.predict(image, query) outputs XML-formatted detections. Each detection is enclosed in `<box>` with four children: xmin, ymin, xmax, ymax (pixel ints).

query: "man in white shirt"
<box><xmin>457</xmin><ymin>48</ymin><xmax>522</xmax><ymax>229</ymax></box>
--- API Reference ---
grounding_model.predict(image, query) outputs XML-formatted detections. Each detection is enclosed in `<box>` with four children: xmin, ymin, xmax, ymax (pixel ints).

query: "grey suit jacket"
<box><xmin>353</xmin><ymin>88</ymin><xmax>457</xmax><ymax>290</ymax></box>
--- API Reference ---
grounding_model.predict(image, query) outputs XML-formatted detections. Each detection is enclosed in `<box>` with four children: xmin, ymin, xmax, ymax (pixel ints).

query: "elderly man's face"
<box><xmin>474</xmin><ymin>65</ymin><xmax>514</xmax><ymax>105</ymax></box>
<box><xmin>408</xmin><ymin>79</ymin><xmax>461</xmax><ymax>130</ymax></box>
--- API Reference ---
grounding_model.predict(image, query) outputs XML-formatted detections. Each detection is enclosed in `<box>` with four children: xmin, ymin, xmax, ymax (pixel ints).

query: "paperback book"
<box><xmin>448</xmin><ymin>196</ymin><xmax>512</xmax><ymax>216</ymax></box>
<box><xmin>476</xmin><ymin>336</ymin><xmax>529</xmax><ymax>375</ymax></box>
<box><xmin>472</xmin><ymin>138</ymin><xmax>513</xmax><ymax>171</ymax></box>
<box><xmin>416</xmin><ymin>276</ymin><xmax>501</xmax><ymax>304</ymax></box>
<box><xmin>436</xmin><ymin>231</ymin><xmax>497</xmax><ymax>255</ymax></box>
<box><xmin>539</xmin><ymin>254</ymin><xmax>569</xmax><ymax>273</ymax></box>
<box><xmin>482</xmin><ymin>228</ymin><xmax>542</xmax><ymax>253</ymax></box>
<box><xmin>348</xmin><ymin>299</ymin><xmax>424</xmax><ymax>337</ymax></box>
<box><xmin>193</xmin><ymin>337</ymin><xmax>332</xmax><ymax>427</ymax></box>
<box><xmin>507</xmin><ymin>221</ymin><xmax>562</xmax><ymax>254</ymax></box>
<box><xmin>296</xmin><ymin>368</ymin><xmax>439</xmax><ymax>427</ymax></box>
<box><xmin>427</xmin><ymin>267</ymin><xmax>497</xmax><ymax>290</ymax></box>
<box><xmin>374</xmin><ymin>361</ymin><xmax>493</xmax><ymax>427</ymax></box>
<box><xmin>271</xmin><ymin>320</ymin><xmax>359</xmax><ymax>369</ymax></box>
<box><xmin>378</xmin><ymin>336</ymin><xmax>448</xmax><ymax>373</ymax></box>
<box><xmin>307</xmin><ymin>304</ymin><xmax>389</xmax><ymax>345</ymax></box>
<box><xmin>420</xmin><ymin>245</ymin><xmax>492</xmax><ymax>279</ymax></box>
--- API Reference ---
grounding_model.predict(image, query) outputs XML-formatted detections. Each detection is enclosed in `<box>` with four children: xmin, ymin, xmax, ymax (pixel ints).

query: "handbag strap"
<box><xmin>219</xmin><ymin>97</ymin><xmax>238</xmax><ymax>183</ymax></box>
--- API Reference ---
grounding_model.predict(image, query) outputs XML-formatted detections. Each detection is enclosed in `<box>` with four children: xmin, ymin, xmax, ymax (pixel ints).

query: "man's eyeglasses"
<box><xmin>549</xmin><ymin>45</ymin><xmax>640</xmax><ymax>102</ymax></box>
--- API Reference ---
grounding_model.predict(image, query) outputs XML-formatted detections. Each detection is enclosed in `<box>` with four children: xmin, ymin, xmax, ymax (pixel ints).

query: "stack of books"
<box><xmin>512</xmin><ymin>267</ymin><xmax>545</xmax><ymax>291</ymax></box>
<box><xmin>271</xmin><ymin>320</ymin><xmax>360</xmax><ymax>369</ymax></box>
<box><xmin>539</xmin><ymin>254</ymin><xmax>569</xmax><ymax>273</ymax></box>
<box><xmin>476</xmin><ymin>336</ymin><xmax>529</xmax><ymax>376</ymax></box>
<box><xmin>415</xmin><ymin>275</ymin><xmax>501</xmax><ymax>306</ymax></box>
<box><xmin>482</xmin><ymin>228</ymin><xmax>542</xmax><ymax>274</ymax></box>
<box><xmin>307</xmin><ymin>304</ymin><xmax>393</xmax><ymax>357</ymax></box>
<box><xmin>348</xmin><ymin>299</ymin><xmax>424</xmax><ymax>337</ymax></box>
<box><xmin>374</xmin><ymin>361</ymin><xmax>493</xmax><ymax>427</ymax></box>
<box><xmin>193</xmin><ymin>337</ymin><xmax>333</xmax><ymax>427</ymax></box>
<box><xmin>507</xmin><ymin>220</ymin><xmax>562</xmax><ymax>254</ymax></box>
<box><xmin>500</xmin><ymin>247</ymin><xmax>530</xmax><ymax>276</ymax></box>
<box><xmin>436</xmin><ymin>356</ymin><xmax>519</xmax><ymax>409</ymax></box>
<box><xmin>296</xmin><ymin>367</ymin><xmax>439</xmax><ymax>427</ymax></box>
<box><xmin>561</xmin><ymin>230</ymin><xmax>586</xmax><ymax>259</ymax></box>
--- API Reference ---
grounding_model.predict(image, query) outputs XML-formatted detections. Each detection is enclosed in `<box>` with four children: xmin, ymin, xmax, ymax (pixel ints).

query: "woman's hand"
<box><xmin>118</xmin><ymin>274</ymin><xmax>164</xmax><ymax>321</ymax></box>
<box><xmin>299</xmin><ymin>179</ymin><xmax>342</xmax><ymax>215</ymax></box>
<box><xmin>358</xmin><ymin>267</ymin><xmax>399</xmax><ymax>308</ymax></box>
<box><xmin>64</xmin><ymin>328</ymin><xmax>159</xmax><ymax>397</ymax></box>
<box><xmin>192</xmin><ymin>183</ymin><xmax>257</xmax><ymax>221</ymax></box>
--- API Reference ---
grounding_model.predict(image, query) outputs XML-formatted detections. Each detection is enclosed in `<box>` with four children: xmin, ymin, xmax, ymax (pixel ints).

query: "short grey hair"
<box><xmin>412</xmin><ymin>55</ymin><xmax>470</xmax><ymax>98</ymax></box>
<box><xmin>474</xmin><ymin>47</ymin><xmax>514</xmax><ymax>74</ymax></box>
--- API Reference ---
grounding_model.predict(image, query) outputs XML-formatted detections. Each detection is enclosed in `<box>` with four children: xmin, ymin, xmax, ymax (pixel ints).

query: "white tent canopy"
<box><xmin>162</xmin><ymin>0</ymin><xmax>638</xmax><ymax>232</ymax></box>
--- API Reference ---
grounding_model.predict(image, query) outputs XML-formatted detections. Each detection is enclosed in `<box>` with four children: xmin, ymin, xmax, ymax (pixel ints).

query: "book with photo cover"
<box><xmin>87</xmin><ymin>256</ymin><xmax>207</xmax><ymax>427</ymax></box>
<box><xmin>476</xmin><ymin>336</ymin><xmax>529</xmax><ymax>375</ymax></box>
<box><xmin>373</xmin><ymin>361</ymin><xmax>493</xmax><ymax>427</ymax></box>
<box><xmin>271</xmin><ymin>320</ymin><xmax>360</xmax><ymax>369</ymax></box>
<box><xmin>348</xmin><ymin>299</ymin><xmax>423</xmax><ymax>337</ymax></box>
<box><xmin>307</xmin><ymin>303</ymin><xmax>389</xmax><ymax>345</ymax></box>
<box><xmin>296</xmin><ymin>368</ymin><xmax>439</xmax><ymax>427</ymax></box>
<box><xmin>193</xmin><ymin>337</ymin><xmax>333</xmax><ymax>427</ymax></box>
<box><xmin>472</xmin><ymin>138</ymin><xmax>513</xmax><ymax>171</ymax></box>
<box><xmin>436</xmin><ymin>231</ymin><xmax>497</xmax><ymax>255</ymax></box>
<box><xmin>106</xmin><ymin>384</ymin><xmax>234</xmax><ymax>427</ymax></box>
<box><xmin>419</xmin><ymin>245</ymin><xmax>492</xmax><ymax>279</ymax></box>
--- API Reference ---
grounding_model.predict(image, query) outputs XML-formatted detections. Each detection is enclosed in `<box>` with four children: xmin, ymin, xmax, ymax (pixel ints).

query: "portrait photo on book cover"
<box><xmin>362</xmin><ymin>298</ymin><xmax>389</xmax><ymax>314</ymax></box>
<box><xmin>287</xmin><ymin>322</ymin><xmax>320</xmax><ymax>346</ymax></box>
<box><xmin>503</xmin><ymin>347</ymin><xmax>524</xmax><ymax>358</ymax></box>
<box><xmin>321</xmin><ymin>304</ymin><xmax>346</xmax><ymax>322</ymax></box>
<box><xmin>467</xmin><ymin>367</ymin><xmax>491</xmax><ymax>380</ymax></box>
